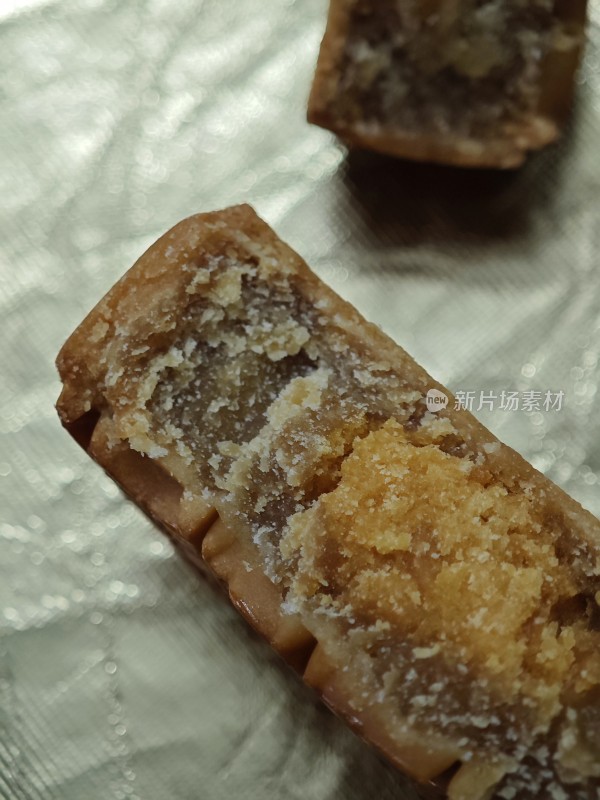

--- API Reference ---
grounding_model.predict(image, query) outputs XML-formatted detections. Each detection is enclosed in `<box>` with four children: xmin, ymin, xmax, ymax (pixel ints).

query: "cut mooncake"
<box><xmin>56</xmin><ymin>206</ymin><xmax>600</xmax><ymax>799</ymax></box>
<box><xmin>308</xmin><ymin>0</ymin><xmax>589</xmax><ymax>167</ymax></box>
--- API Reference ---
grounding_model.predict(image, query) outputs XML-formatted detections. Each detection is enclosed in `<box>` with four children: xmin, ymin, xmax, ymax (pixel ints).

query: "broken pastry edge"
<box><xmin>307</xmin><ymin>0</ymin><xmax>588</xmax><ymax>169</ymax></box>
<box><xmin>55</xmin><ymin>204</ymin><xmax>600</xmax><ymax>799</ymax></box>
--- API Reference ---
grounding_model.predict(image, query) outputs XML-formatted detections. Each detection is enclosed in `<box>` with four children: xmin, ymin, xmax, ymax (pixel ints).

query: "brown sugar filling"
<box><xmin>329</xmin><ymin>0</ymin><xmax>580</xmax><ymax>140</ymax></box>
<box><xmin>282</xmin><ymin>423</ymin><xmax>600</xmax><ymax>764</ymax></box>
<box><xmin>99</xmin><ymin>250</ymin><xmax>600</xmax><ymax>794</ymax></box>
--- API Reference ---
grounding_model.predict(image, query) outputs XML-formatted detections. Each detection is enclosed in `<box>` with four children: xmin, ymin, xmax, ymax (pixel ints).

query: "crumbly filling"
<box><xmin>102</xmin><ymin>251</ymin><xmax>600</xmax><ymax>796</ymax></box>
<box><xmin>282</xmin><ymin>421</ymin><xmax>600</xmax><ymax>780</ymax></box>
<box><xmin>328</xmin><ymin>0</ymin><xmax>577</xmax><ymax>140</ymax></box>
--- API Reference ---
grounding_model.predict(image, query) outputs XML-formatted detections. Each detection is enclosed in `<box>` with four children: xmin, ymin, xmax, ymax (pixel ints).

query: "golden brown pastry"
<box><xmin>308</xmin><ymin>0</ymin><xmax>589</xmax><ymax>168</ymax></box>
<box><xmin>56</xmin><ymin>206</ymin><xmax>600</xmax><ymax>799</ymax></box>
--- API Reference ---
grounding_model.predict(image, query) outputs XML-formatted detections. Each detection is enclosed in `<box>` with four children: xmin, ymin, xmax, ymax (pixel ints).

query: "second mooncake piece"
<box><xmin>308</xmin><ymin>0</ymin><xmax>588</xmax><ymax>167</ymax></box>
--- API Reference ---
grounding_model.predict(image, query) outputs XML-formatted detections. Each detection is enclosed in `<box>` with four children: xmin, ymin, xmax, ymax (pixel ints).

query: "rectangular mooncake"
<box><xmin>308</xmin><ymin>0</ymin><xmax>589</xmax><ymax>168</ymax></box>
<box><xmin>56</xmin><ymin>206</ymin><xmax>600</xmax><ymax>799</ymax></box>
